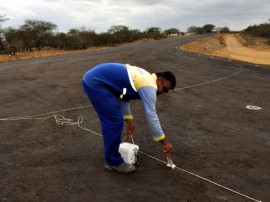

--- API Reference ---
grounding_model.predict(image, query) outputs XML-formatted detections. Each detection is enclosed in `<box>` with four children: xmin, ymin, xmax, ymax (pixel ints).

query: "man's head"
<box><xmin>155</xmin><ymin>71</ymin><xmax>176</xmax><ymax>95</ymax></box>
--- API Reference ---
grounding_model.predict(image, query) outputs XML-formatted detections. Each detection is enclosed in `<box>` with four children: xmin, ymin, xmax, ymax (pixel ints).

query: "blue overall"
<box><xmin>82</xmin><ymin>63</ymin><xmax>138</xmax><ymax>166</ymax></box>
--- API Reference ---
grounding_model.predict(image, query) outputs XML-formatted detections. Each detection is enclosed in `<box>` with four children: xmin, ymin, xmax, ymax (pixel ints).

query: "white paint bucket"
<box><xmin>119</xmin><ymin>142</ymin><xmax>139</xmax><ymax>164</ymax></box>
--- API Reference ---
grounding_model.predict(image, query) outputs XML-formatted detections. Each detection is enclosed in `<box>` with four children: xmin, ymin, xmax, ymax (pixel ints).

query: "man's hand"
<box><xmin>125</xmin><ymin>119</ymin><xmax>135</xmax><ymax>136</ymax></box>
<box><xmin>160</xmin><ymin>138</ymin><xmax>172</xmax><ymax>159</ymax></box>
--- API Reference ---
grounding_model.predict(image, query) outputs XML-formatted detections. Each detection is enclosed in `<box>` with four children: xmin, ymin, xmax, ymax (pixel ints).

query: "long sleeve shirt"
<box><xmin>119</xmin><ymin>64</ymin><xmax>165</xmax><ymax>141</ymax></box>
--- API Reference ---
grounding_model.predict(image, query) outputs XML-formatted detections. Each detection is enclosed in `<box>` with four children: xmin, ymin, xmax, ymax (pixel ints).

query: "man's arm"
<box><xmin>138</xmin><ymin>86</ymin><xmax>173</xmax><ymax>156</ymax></box>
<box><xmin>138</xmin><ymin>86</ymin><xmax>164</xmax><ymax>140</ymax></box>
<box><xmin>119</xmin><ymin>100</ymin><xmax>134</xmax><ymax>136</ymax></box>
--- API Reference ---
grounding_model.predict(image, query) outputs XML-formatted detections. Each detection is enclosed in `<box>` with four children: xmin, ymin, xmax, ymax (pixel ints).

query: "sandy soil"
<box><xmin>0</xmin><ymin>35</ymin><xmax>269</xmax><ymax>202</ymax></box>
<box><xmin>181</xmin><ymin>34</ymin><xmax>270</xmax><ymax>66</ymax></box>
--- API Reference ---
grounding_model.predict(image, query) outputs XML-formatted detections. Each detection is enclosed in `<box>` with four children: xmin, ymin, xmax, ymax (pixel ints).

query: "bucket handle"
<box><xmin>121</xmin><ymin>136</ymin><xmax>135</xmax><ymax>144</ymax></box>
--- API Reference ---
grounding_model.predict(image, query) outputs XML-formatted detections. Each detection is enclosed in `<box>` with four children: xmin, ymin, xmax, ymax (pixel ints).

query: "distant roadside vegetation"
<box><xmin>243</xmin><ymin>21</ymin><xmax>270</xmax><ymax>38</ymax></box>
<box><xmin>0</xmin><ymin>15</ymin><xmax>269</xmax><ymax>55</ymax></box>
<box><xmin>0</xmin><ymin>17</ymin><xmax>182</xmax><ymax>54</ymax></box>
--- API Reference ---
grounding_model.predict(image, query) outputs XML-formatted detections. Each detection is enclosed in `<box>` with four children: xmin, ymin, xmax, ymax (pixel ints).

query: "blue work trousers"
<box><xmin>82</xmin><ymin>80</ymin><xmax>124</xmax><ymax>166</ymax></box>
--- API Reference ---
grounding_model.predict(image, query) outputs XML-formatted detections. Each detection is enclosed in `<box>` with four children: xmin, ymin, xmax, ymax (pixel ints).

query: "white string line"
<box><xmin>0</xmin><ymin>62</ymin><xmax>242</xmax><ymax>121</ymax></box>
<box><xmin>174</xmin><ymin>62</ymin><xmax>243</xmax><ymax>91</ymax></box>
<box><xmin>139</xmin><ymin>151</ymin><xmax>261</xmax><ymax>202</ymax></box>
<box><xmin>0</xmin><ymin>114</ymin><xmax>102</xmax><ymax>137</ymax></box>
<box><xmin>3</xmin><ymin>114</ymin><xmax>260</xmax><ymax>201</ymax></box>
<box><xmin>0</xmin><ymin>105</ymin><xmax>92</xmax><ymax>121</ymax></box>
<box><xmin>0</xmin><ymin>62</ymin><xmax>261</xmax><ymax>201</ymax></box>
<box><xmin>0</xmin><ymin>115</ymin><xmax>262</xmax><ymax>202</ymax></box>
<box><xmin>0</xmin><ymin>60</ymin><xmax>242</xmax><ymax>121</ymax></box>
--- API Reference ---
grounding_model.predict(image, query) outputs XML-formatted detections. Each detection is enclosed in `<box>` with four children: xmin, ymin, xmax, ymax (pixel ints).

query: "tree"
<box><xmin>50</xmin><ymin>32</ymin><xmax>67</xmax><ymax>50</ymax></box>
<box><xmin>219</xmin><ymin>26</ymin><xmax>230</xmax><ymax>33</ymax></box>
<box><xmin>163</xmin><ymin>28</ymin><xmax>180</xmax><ymax>36</ymax></box>
<box><xmin>108</xmin><ymin>25</ymin><xmax>129</xmax><ymax>34</ymax></box>
<box><xmin>144</xmin><ymin>27</ymin><xmax>163</xmax><ymax>39</ymax></box>
<box><xmin>20</xmin><ymin>19</ymin><xmax>57</xmax><ymax>49</ymax></box>
<box><xmin>195</xmin><ymin>27</ymin><xmax>205</xmax><ymax>34</ymax></box>
<box><xmin>129</xmin><ymin>29</ymin><xmax>143</xmax><ymax>41</ymax></box>
<box><xmin>77</xmin><ymin>28</ymin><xmax>96</xmax><ymax>49</ymax></box>
<box><xmin>108</xmin><ymin>25</ymin><xmax>140</xmax><ymax>44</ymax></box>
<box><xmin>3</xmin><ymin>27</ymin><xmax>20</xmax><ymax>50</ymax></box>
<box><xmin>202</xmin><ymin>24</ymin><xmax>215</xmax><ymax>33</ymax></box>
<box><xmin>94</xmin><ymin>32</ymin><xmax>115</xmax><ymax>46</ymax></box>
<box><xmin>61</xmin><ymin>28</ymin><xmax>97</xmax><ymax>50</ymax></box>
<box><xmin>67</xmin><ymin>28</ymin><xmax>80</xmax><ymax>36</ymax></box>
<box><xmin>187</xmin><ymin>26</ymin><xmax>206</xmax><ymax>34</ymax></box>
<box><xmin>244</xmin><ymin>22</ymin><xmax>270</xmax><ymax>38</ymax></box>
<box><xmin>107</xmin><ymin>25</ymin><xmax>129</xmax><ymax>44</ymax></box>
<box><xmin>0</xmin><ymin>15</ymin><xmax>9</xmax><ymax>50</ymax></box>
<box><xmin>187</xmin><ymin>26</ymin><xmax>198</xmax><ymax>34</ymax></box>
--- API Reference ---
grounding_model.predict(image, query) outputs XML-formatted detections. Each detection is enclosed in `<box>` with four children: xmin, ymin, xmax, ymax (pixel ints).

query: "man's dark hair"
<box><xmin>155</xmin><ymin>71</ymin><xmax>176</xmax><ymax>89</ymax></box>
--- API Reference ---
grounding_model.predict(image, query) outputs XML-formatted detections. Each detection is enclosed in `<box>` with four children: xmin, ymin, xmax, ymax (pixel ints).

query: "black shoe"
<box><xmin>104</xmin><ymin>163</ymin><xmax>136</xmax><ymax>173</ymax></box>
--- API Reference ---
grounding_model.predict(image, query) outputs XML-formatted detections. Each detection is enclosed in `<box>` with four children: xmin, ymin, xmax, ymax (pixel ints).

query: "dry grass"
<box><xmin>0</xmin><ymin>49</ymin><xmax>80</xmax><ymax>63</ymax></box>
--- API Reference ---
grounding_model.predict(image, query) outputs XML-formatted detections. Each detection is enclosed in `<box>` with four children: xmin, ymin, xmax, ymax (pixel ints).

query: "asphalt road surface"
<box><xmin>1</xmin><ymin>34</ymin><xmax>269</xmax><ymax>202</ymax></box>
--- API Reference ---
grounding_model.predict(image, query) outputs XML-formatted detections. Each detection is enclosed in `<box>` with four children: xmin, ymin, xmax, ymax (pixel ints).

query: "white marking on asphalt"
<box><xmin>246</xmin><ymin>105</ymin><xmax>261</xmax><ymax>110</ymax></box>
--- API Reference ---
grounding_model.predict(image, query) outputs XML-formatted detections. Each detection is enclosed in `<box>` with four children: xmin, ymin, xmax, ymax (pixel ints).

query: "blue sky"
<box><xmin>1</xmin><ymin>0</ymin><xmax>269</xmax><ymax>33</ymax></box>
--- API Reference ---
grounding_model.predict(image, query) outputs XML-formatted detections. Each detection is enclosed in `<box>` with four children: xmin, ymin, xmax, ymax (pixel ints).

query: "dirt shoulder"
<box><xmin>181</xmin><ymin>33</ymin><xmax>270</xmax><ymax>66</ymax></box>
